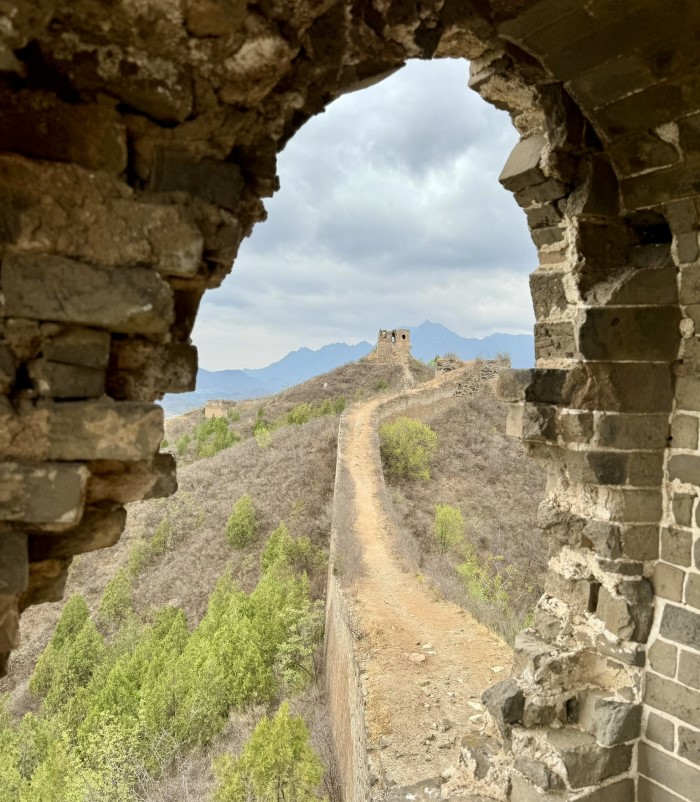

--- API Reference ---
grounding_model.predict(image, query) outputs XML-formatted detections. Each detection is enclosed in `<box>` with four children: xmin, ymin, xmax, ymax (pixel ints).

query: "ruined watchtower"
<box><xmin>373</xmin><ymin>328</ymin><xmax>411</xmax><ymax>364</ymax></box>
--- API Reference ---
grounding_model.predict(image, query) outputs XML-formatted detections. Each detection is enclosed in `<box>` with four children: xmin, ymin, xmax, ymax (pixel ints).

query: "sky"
<box><xmin>194</xmin><ymin>58</ymin><xmax>538</xmax><ymax>371</ymax></box>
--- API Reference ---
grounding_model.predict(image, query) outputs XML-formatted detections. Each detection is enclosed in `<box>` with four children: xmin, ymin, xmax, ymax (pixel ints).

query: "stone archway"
<box><xmin>0</xmin><ymin>2</ymin><xmax>699</xmax><ymax>801</ymax></box>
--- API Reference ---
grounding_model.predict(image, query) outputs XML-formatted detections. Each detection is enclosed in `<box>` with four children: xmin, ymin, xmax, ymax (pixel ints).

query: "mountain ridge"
<box><xmin>162</xmin><ymin>322</ymin><xmax>534</xmax><ymax>416</ymax></box>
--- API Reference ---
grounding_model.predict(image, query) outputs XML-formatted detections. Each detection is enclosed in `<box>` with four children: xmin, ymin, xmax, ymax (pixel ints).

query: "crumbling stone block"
<box><xmin>28</xmin><ymin>359</ymin><xmax>106</xmax><ymax>399</ymax></box>
<box><xmin>547</xmin><ymin>728</ymin><xmax>633</xmax><ymax>788</ymax></box>
<box><xmin>579</xmin><ymin>306</ymin><xmax>681</xmax><ymax>361</ymax></box>
<box><xmin>2</xmin><ymin>254</ymin><xmax>175</xmax><ymax>335</ymax></box>
<box><xmin>28</xmin><ymin>505</ymin><xmax>127</xmax><ymax>560</ymax></box>
<box><xmin>0</xmin><ymin>461</ymin><xmax>88</xmax><ymax>525</ymax></box>
<box><xmin>86</xmin><ymin>454</ymin><xmax>177</xmax><ymax>504</ymax></box>
<box><xmin>499</xmin><ymin>133</ymin><xmax>547</xmax><ymax>192</ymax></box>
<box><xmin>482</xmin><ymin>677</ymin><xmax>524</xmax><ymax>733</ymax></box>
<box><xmin>578</xmin><ymin>690</ymin><xmax>642</xmax><ymax>746</ymax></box>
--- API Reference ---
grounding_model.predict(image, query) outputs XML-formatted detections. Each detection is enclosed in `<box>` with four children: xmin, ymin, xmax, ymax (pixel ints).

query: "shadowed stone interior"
<box><xmin>0</xmin><ymin>1</ymin><xmax>699</xmax><ymax>799</ymax></box>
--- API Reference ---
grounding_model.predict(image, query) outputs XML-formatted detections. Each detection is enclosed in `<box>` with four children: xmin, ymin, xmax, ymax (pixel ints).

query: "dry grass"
<box><xmin>382</xmin><ymin>383</ymin><xmax>547</xmax><ymax>639</ymax></box>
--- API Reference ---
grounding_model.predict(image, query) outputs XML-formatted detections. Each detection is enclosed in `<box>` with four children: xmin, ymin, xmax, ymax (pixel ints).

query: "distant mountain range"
<box><xmin>161</xmin><ymin>320</ymin><xmax>534</xmax><ymax>416</ymax></box>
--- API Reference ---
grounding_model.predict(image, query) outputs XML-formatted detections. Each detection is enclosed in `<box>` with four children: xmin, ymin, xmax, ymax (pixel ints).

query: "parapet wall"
<box><xmin>324</xmin><ymin>360</ymin><xmax>505</xmax><ymax>801</ymax></box>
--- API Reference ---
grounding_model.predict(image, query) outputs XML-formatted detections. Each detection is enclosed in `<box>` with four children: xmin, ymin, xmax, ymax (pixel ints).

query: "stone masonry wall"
<box><xmin>1</xmin><ymin>2</ymin><xmax>700</xmax><ymax>801</ymax></box>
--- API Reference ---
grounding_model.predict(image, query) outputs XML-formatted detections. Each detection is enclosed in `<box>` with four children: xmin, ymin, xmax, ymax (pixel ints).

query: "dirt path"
<box><xmin>343</xmin><ymin>376</ymin><xmax>512</xmax><ymax>792</ymax></box>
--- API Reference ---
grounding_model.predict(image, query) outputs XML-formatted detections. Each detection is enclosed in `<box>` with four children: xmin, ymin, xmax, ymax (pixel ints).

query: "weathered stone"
<box><xmin>513</xmin><ymin>631</ymin><xmax>561</xmax><ymax>677</ymax></box>
<box><xmin>660</xmin><ymin>528</ymin><xmax>692</xmax><ymax>567</ymax></box>
<box><xmin>509</xmin><ymin>773</ymin><xmax>566</xmax><ymax>802</ymax></box>
<box><xmin>579</xmin><ymin>306</ymin><xmax>681</xmax><ymax>361</ymax></box>
<box><xmin>639</xmin><ymin>742</ymin><xmax>700</xmax><ymax>800</ymax></box>
<box><xmin>459</xmin><ymin>733</ymin><xmax>500</xmax><ymax>780</ymax></box>
<box><xmin>0</xmin><ymin>92</ymin><xmax>127</xmax><ymax>173</ymax></box>
<box><xmin>86</xmin><ymin>454</ymin><xmax>177</xmax><ymax>504</ymax></box>
<box><xmin>531</xmin><ymin>225</ymin><xmax>565</xmax><ymax>248</ymax></box>
<box><xmin>596</xmin><ymin>586</ymin><xmax>634</xmax><ymax>640</ymax></box>
<box><xmin>2</xmin><ymin>254</ymin><xmax>175</xmax><ymax>335</ymax></box>
<box><xmin>529</xmin><ymin>269</ymin><xmax>568</xmax><ymax>320</ymax></box>
<box><xmin>671</xmin><ymin>492</ymin><xmax>694</xmax><ymax>527</ymax></box>
<box><xmin>619</xmin><ymin>524</ymin><xmax>659</xmax><ymax>561</ymax></box>
<box><xmin>659</xmin><ymin>606</ymin><xmax>700</xmax><ymax>652</ymax></box>
<box><xmin>568</xmin><ymin>362</ymin><xmax>674</xmax><ymax>414</ymax></box>
<box><xmin>596</xmin><ymin>413</ymin><xmax>670</xmax><ymax>450</ymax></box>
<box><xmin>28</xmin><ymin>505</ymin><xmax>127</xmax><ymax>560</ymax></box>
<box><xmin>148</xmin><ymin>149</ymin><xmax>244</xmax><ymax>211</ymax></box>
<box><xmin>608</xmin><ymin>266</ymin><xmax>678</xmax><ymax>306</ymax></box>
<box><xmin>645</xmin><ymin>673</ymin><xmax>700</xmax><ymax>729</ymax></box>
<box><xmin>28</xmin><ymin>359</ymin><xmax>106</xmax><ymax>399</ymax></box>
<box><xmin>535</xmin><ymin>321</ymin><xmax>577</xmax><ymax>359</ymax></box>
<box><xmin>545</xmin><ymin>569</ymin><xmax>596</xmax><ymax>612</ymax></box>
<box><xmin>0</xmin><ymin>343</ymin><xmax>16</xmax><ymax>393</ymax></box>
<box><xmin>525</xmin><ymin>203</ymin><xmax>563</xmax><ymax>230</ymax></box>
<box><xmin>583</xmin><ymin>521</ymin><xmax>622</xmax><ymax>558</ymax></box>
<box><xmin>185</xmin><ymin>0</ymin><xmax>247</xmax><ymax>37</ymax></box>
<box><xmin>0</xmin><ymin>533</ymin><xmax>28</xmax><ymax>594</ymax></box>
<box><xmin>558</xmin><ymin>410</ymin><xmax>594</xmax><ymax>443</ymax></box>
<box><xmin>678</xmin><ymin>727</ymin><xmax>700</xmax><ymax>766</ymax></box>
<box><xmin>685</xmin><ymin>573</ymin><xmax>700</xmax><ymax>608</ymax></box>
<box><xmin>496</xmin><ymin>369</ymin><xmax>568</xmax><ymax>404</ymax></box>
<box><xmin>44</xmin><ymin>402</ymin><xmax>164</xmax><ymax>462</ymax></box>
<box><xmin>579</xmin><ymin>691</ymin><xmax>642</xmax><ymax>746</ymax></box>
<box><xmin>652</xmin><ymin>563</ymin><xmax>686</xmax><ymax>603</ymax></box>
<box><xmin>42</xmin><ymin>328</ymin><xmax>111</xmax><ymax>369</ymax></box>
<box><xmin>499</xmin><ymin>134</ymin><xmax>546</xmax><ymax>192</ymax></box>
<box><xmin>648</xmin><ymin>639</ymin><xmax>678</xmax><ymax>678</ymax></box>
<box><xmin>0</xmin><ymin>461</ymin><xmax>88</xmax><ymax>524</ymax></box>
<box><xmin>482</xmin><ymin>678</ymin><xmax>524</xmax><ymax>731</ymax></box>
<box><xmin>547</xmin><ymin>728</ymin><xmax>633</xmax><ymax>788</ymax></box>
<box><xmin>668</xmin><ymin>455</ymin><xmax>700</xmax><ymax>489</ymax></box>
<box><xmin>678</xmin><ymin>650</ymin><xmax>700</xmax><ymax>690</ymax></box>
<box><xmin>645</xmin><ymin>712</ymin><xmax>675</xmax><ymax>751</ymax></box>
<box><xmin>514</xmin><ymin>754</ymin><xmax>564</xmax><ymax>791</ymax></box>
<box><xmin>106</xmin><ymin>340</ymin><xmax>198</xmax><ymax>401</ymax></box>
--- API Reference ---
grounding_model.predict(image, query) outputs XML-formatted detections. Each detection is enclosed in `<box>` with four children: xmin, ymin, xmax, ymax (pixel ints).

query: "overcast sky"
<box><xmin>194</xmin><ymin>58</ymin><xmax>538</xmax><ymax>371</ymax></box>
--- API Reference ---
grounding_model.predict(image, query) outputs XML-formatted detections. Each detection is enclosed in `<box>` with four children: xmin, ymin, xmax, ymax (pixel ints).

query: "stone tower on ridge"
<box><xmin>373</xmin><ymin>328</ymin><xmax>411</xmax><ymax>363</ymax></box>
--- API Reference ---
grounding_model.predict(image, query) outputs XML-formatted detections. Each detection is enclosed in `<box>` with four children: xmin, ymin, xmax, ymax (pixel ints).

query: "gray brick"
<box><xmin>686</xmin><ymin>574</ymin><xmax>700</xmax><ymax>608</ymax></box>
<box><xmin>678</xmin><ymin>651</ymin><xmax>700</xmax><ymax>690</ymax></box>
<box><xmin>639</xmin><ymin>743</ymin><xmax>700</xmax><ymax>800</ymax></box>
<box><xmin>649</xmin><ymin>639</ymin><xmax>678</xmax><ymax>677</ymax></box>
<box><xmin>678</xmin><ymin>726</ymin><xmax>700</xmax><ymax>766</ymax></box>
<box><xmin>573</xmin><ymin>778</ymin><xmax>634</xmax><ymax>802</ymax></box>
<box><xmin>499</xmin><ymin>134</ymin><xmax>546</xmax><ymax>192</ymax></box>
<box><xmin>645</xmin><ymin>673</ymin><xmax>700</xmax><ymax>728</ymax></box>
<box><xmin>621</xmin><ymin>524</ymin><xmax>659</xmax><ymax>561</ymax></box>
<box><xmin>639</xmin><ymin>775</ymin><xmax>687</xmax><ymax>802</ymax></box>
<box><xmin>579</xmin><ymin>306</ymin><xmax>681</xmax><ymax>361</ymax></box>
<box><xmin>672</xmin><ymin>493</ymin><xmax>695</xmax><ymax>528</ymax></box>
<box><xmin>669</xmin><ymin>455</ymin><xmax>700</xmax><ymax>489</ymax></box>
<box><xmin>660</xmin><ymin>605</ymin><xmax>700</xmax><ymax>652</ymax></box>
<box><xmin>653</xmin><ymin>563</ymin><xmax>686</xmax><ymax>603</ymax></box>
<box><xmin>661</xmin><ymin>528</ymin><xmax>693</xmax><ymax>568</ymax></box>
<box><xmin>672</xmin><ymin>416</ymin><xmax>700</xmax><ymax>450</ymax></box>
<box><xmin>645</xmin><ymin>712</ymin><xmax>675</xmax><ymax>751</ymax></box>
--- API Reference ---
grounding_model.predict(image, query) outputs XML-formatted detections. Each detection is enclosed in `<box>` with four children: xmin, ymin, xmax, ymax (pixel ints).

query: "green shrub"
<box><xmin>161</xmin><ymin>438</ymin><xmax>169</xmax><ymax>449</ymax></box>
<box><xmin>176</xmin><ymin>433</ymin><xmax>190</xmax><ymax>456</ymax></box>
<box><xmin>379</xmin><ymin>417</ymin><xmax>438</xmax><ymax>480</ymax></box>
<box><xmin>375</xmin><ymin>379</ymin><xmax>389</xmax><ymax>391</ymax></box>
<box><xmin>225</xmin><ymin>496</ymin><xmax>258</xmax><ymax>549</ymax></box>
<box><xmin>213</xmin><ymin>702</ymin><xmax>326</xmax><ymax>802</ymax></box>
<box><xmin>261</xmin><ymin>523</ymin><xmax>325</xmax><ymax>577</ymax></box>
<box><xmin>287</xmin><ymin>403</ymin><xmax>314</xmax><ymax>425</ymax></box>
<box><xmin>227</xmin><ymin>408</ymin><xmax>241</xmax><ymax>422</ymax></box>
<box><xmin>128</xmin><ymin>540</ymin><xmax>152</xmax><ymax>578</ymax></box>
<box><xmin>150</xmin><ymin>518</ymin><xmax>171</xmax><ymax>555</ymax></box>
<box><xmin>254</xmin><ymin>427</ymin><xmax>272</xmax><ymax>448</ymax></box>
<box><xmin>98</xmin><ymin>569</ymin><xmax>133</xmax><ymax>627</ymax></box>
<box><xmin>434</xmin><ymin>504</ymin><xmax>465</xmax><ymax>552</ymax></box>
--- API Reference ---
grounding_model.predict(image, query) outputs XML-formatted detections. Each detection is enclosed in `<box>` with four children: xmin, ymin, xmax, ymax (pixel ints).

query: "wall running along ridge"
<box><xmin>0</xmin><ymin>1</ymin><xmax>699</xmax><ymax>800</ymax></box>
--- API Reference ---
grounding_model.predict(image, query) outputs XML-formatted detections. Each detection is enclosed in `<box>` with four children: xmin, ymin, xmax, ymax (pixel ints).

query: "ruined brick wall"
<box><xmin>1</xmin><ymin>2</ymin><xmax>699</xmax><ymax>800</ymax></box>
<box><xmin>373</xmin><ymin>328</ymin><xmax>411</xmax><ymax>363</ymax></box>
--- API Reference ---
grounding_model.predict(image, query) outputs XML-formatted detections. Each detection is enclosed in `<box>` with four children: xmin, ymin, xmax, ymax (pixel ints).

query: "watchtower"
<box><xmin>374</xmin><ymin>328</ymin><xmax>411</xmax><ymax>363</ymax></box>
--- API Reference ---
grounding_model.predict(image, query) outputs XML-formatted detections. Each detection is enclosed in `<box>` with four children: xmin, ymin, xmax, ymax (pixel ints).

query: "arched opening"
<box><xmin>0</xmin><ymin>3</ymin><xmax>698</xmax><ymax>802</ymax></box>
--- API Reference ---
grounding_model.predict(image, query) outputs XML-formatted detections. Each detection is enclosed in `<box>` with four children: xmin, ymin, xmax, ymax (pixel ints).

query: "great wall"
<box><xmin>1</xmin><ymin>1</ymin><xmax>700</xmax><ymax>800</ymax></box>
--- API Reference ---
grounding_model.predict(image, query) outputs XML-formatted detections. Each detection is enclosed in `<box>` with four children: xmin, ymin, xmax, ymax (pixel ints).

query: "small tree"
<box><xmin>226</xmin><ymin>496</ymin><xmax>258</xmax><ymax>549</ymax></box>
<box><xmin>434</xmin><ymin>504</ymin><xmax>465</xmax><ymax>552</ymax></box>
<box><xmin>213</xmin><ymin>702</ymin><xmax>326</xmax><ymax>802</ymax></box>
<box><xmin>379</xmin><ymin>417</ymin><xmax>438</xmax><ymax>480</ymax></box>
<box><xmin>98</xmin><ymin>568</ymin><xmax>134</xmax><ymax>627</ymax></box>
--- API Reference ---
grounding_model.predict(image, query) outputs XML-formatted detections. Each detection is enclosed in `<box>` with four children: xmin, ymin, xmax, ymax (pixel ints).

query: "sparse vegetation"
<box><xmin>379</xmin><ymin>417</ymin><xmax>438</xmax><ymax>480</ymax></box>
<box><xmin>226</xmin><ymin>496</ymin><xmax>258</xmax><ymax>549</ymax></box>
<box><xmin>433</xmin><ymin>503</ymin><xmax>464</xmax><ymax>552</ymax></box>
<box><xmin>97</xmin><ymin>568</ymin><xmax>133</xmax><ymax>627</ymax></box>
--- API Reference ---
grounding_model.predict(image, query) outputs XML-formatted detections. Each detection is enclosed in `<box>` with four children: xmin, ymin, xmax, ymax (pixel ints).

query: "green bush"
<box><xmin>225</xmin><ymin>496</ymin><xmax>258</xmax><ymax>549</ymax></box>
<box><xmin>150</xmin><ymin>518</ymin><xmax>171</xmax><ymax>555</ymax></box>
<box><xmin>434</xmin><ymin>504</ymin><xmax>465</xmax><ymax>552</ymax></box>
<box><xmin>375</xmin><ymin>379</ymin><xmax>389</xmax><ymax>392</ymax></box>
<box><xmin>161</xmin><ymin>438</ymin><xmax>169</xmax><ymax>449</ymax></box>
<box><xmin>379</xmin><ymin>417</ymin><xmax>438</xmax><ymax>480</ymax></box>
<box><xmin>287</xmin><ymin>403</ymin><xmax>314</xmax><ymax>425</ymax></box>
<box><xmin>261</xmin><ymin>523</ymin><xmax>325</xmax><ymax>577</ymax></box>
<box><xmin>176</xmin><ymin>433</ymin><xmax>190</xmax><ymax>456</ymax></box>
<box><xmin>128</xmin><ymin>540</ymin><xmax>152</xmax><ymax>578</ymax></box>
<box><xmin>254</xmin><ymin>427</ymin><xmax>272</xmax><ymax>448</ymax></box>
<box><xmin>213</xmin><ymin>702</ymin><xmax>326</xmax><ymax>802</ymax></box>
<box><xmin>97</xmin><ymin>569</ymin><xmax>133</xmax><ymax>627</ymax></box>
<box><xmin>227</xmin><ymin>408</ymin><xmax>241</xmax><ymax>422</ymax></box>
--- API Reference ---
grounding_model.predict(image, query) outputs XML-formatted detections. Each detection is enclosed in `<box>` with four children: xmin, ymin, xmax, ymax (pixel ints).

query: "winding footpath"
<box><xmin>342</xmin><ymin>368</ymin><xmax>513</xmax><ymax>794</ymax></box>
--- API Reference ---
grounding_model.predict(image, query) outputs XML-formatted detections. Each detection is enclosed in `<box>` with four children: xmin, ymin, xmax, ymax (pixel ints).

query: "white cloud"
<box><xmin>194</xmin><ymin>58</ymin><xmax>537</xmax><ymax>370</ymax></box>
